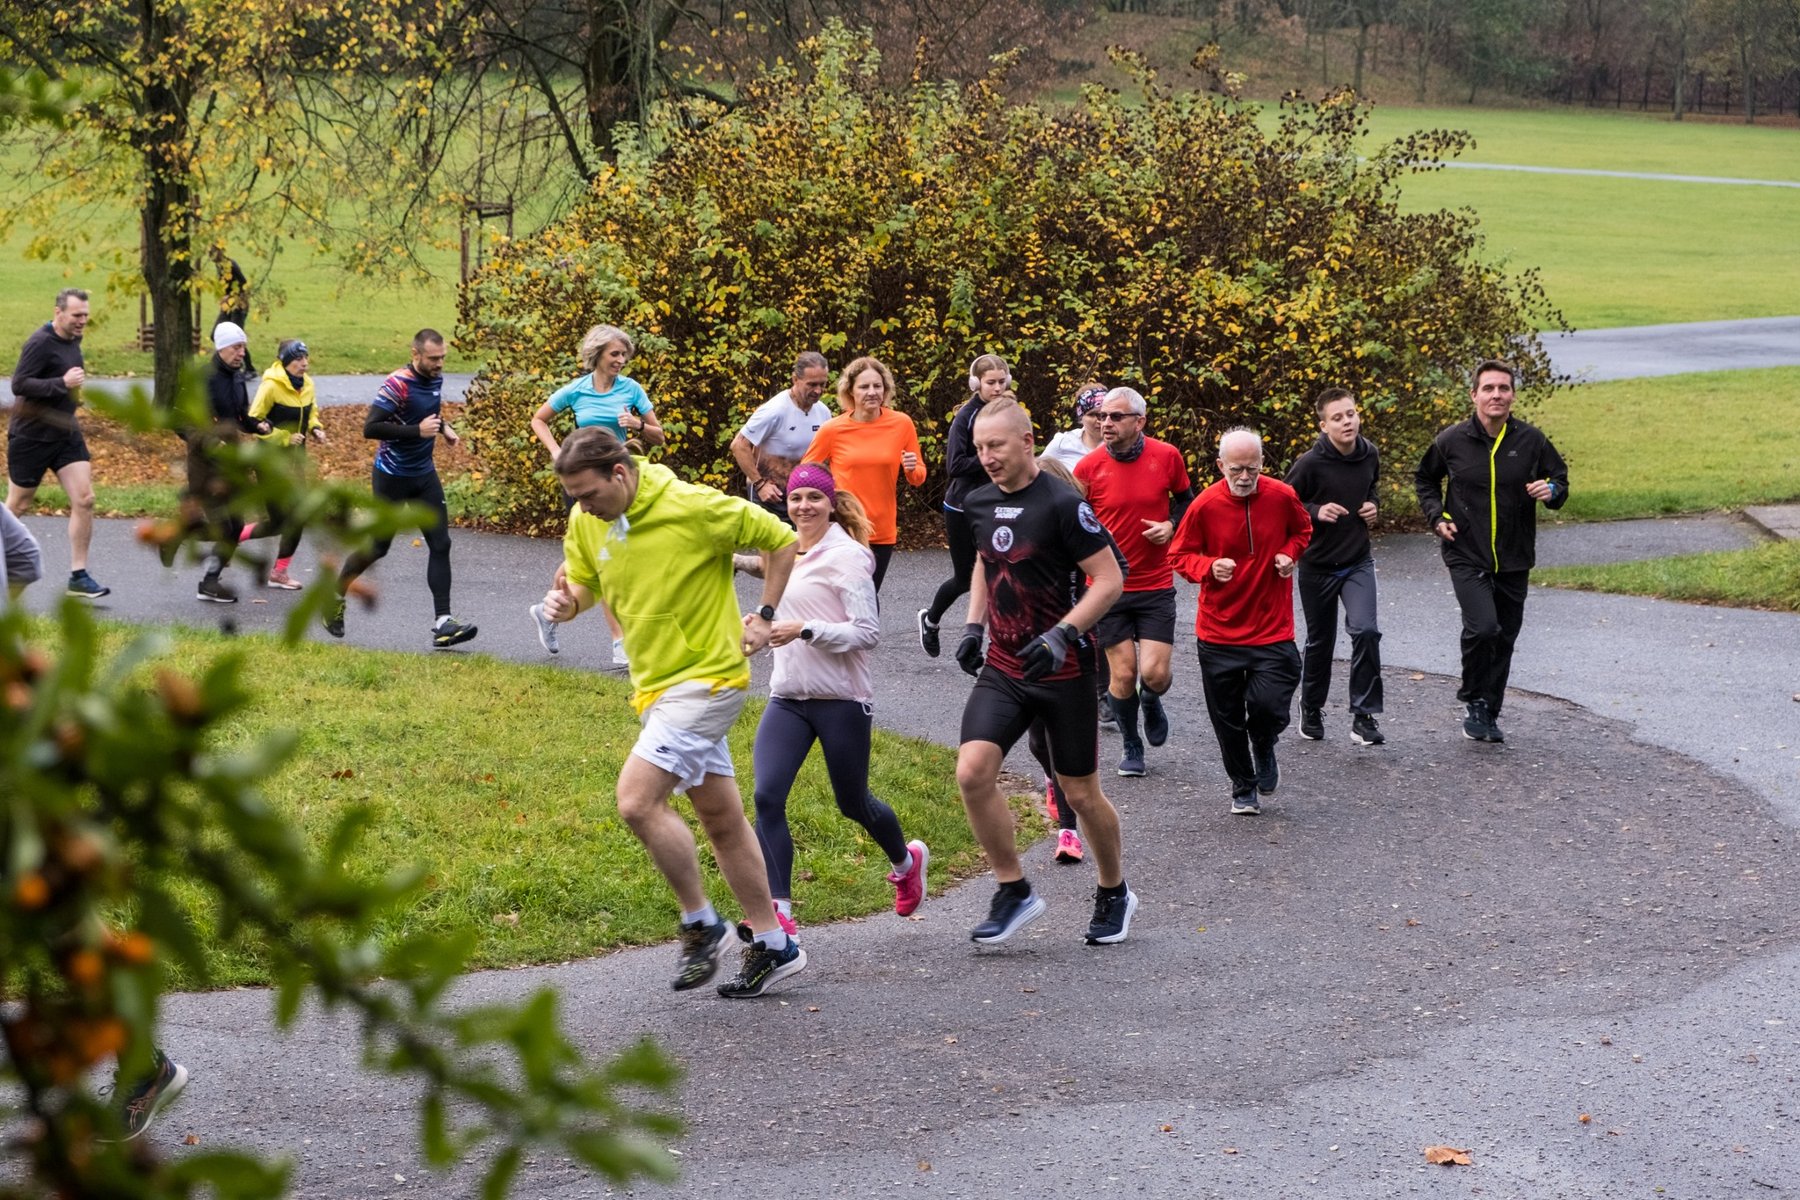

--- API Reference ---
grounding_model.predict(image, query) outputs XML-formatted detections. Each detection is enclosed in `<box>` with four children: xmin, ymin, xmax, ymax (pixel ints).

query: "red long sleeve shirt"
<box><xmin>1168</xmin><ymin>478</ymin><xmax>1313</xmax><ymax>645</ymax></box>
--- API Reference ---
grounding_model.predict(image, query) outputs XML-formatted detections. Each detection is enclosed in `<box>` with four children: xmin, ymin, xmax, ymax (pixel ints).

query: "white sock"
<box><xmin>773</xmin><ymin>898</ymin><xmax>793</xmax><ymax>919</ymax></box>
<box><xmin>890</xmin><ymin>851</ymin><xmax>914</xmax><ymax>876</ymax></box>
<box><xmin>434</xmin><ymin>615</ymin><xmax>453</xmax><ymax>630</ymax></box>
<box><xmin>680</xmin><ymin>902</ymin><xmax>719</xmax><ymax>928</ymax></box>
<box><xmin>753</xmin><ymin>928</ymin><xmax>789</xmax><ymax>952</ymax></box>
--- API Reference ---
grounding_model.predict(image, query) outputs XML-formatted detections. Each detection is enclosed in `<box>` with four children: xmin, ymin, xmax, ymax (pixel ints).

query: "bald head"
<box><xmin>972</xmin><ymin>397</ymin><xmax>1039</xmax><ymax>492</ymax></box>
<box><xmin>972</xmin><ymin>396</ymin><xmax>1034</xmax><ymax>440</ymax></box>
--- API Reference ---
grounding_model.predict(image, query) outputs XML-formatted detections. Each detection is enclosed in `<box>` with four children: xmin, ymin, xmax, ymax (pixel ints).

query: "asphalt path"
<box><xmin>1440</xmin><ymin>161</ymin><xmax>1800</xmax><ymax>189</ymax></box>
<box><xmin>12</xmin><ymin>511</ymin><xmax>1799</xmax><ymax>1198</ymax></box>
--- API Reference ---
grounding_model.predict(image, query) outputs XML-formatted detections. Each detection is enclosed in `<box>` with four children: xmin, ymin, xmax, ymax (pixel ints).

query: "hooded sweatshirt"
<box><xmin>768</xmin><ymin>522</ymin><xmax>881</xmax><ymax>703</ymax></box>
<box><xmin>1284</xmin><ymin>432</ymin><xmax>1380</xmax><ymax>571</ymax></box>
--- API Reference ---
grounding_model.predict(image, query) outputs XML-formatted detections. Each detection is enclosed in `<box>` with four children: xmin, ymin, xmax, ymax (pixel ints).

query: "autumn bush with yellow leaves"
<box><xmin>459</xmin><ymin>24</ymin><xmax>1563</xmax><ymax>533</ymax></box>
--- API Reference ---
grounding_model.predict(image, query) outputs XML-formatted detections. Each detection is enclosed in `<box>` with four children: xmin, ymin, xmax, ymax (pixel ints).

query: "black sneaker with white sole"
<box><xmin>1350</xmin><ymin>712</ymin><xmax>1385</xmax><ymax>745</ymax></box>
<box><xmin>716</xmin><ymin>925</ymin><xmax>808</xmax><ymax>998</ymax></box>
<box><xmin>1085</xmin><ymin>887</ymin><xmax>1138</xmax><ymax>945</ymax></box>
<box><xmin>196</xmin><ymin>575</ymin><xmax>238</xmax><ymax>604</ymax></box>
<box><xmin>1299</xmin><ymin>706</ymin><xmax>1324</xmax><ymax>740</ymax></box>
<box><xmin>672</xmin><ymin>918</ymin><xmax>732</xmax><ymax>991</ymax></box>
<box><xmin>970</xmin><ymin>884</ymin><xmax>1046</xmax><ymax>944</ymax></box>
<box><xmin>1463</xmin><ymin>700</ymin><xmax>1497</xmax><ymax>742</ymax></box>
<box><xmin>1230</xmin><ymin>791</ymin><xmax>1261</xmax><ymax>816</ymax></box>
<box><xmin>432</xmin><ymin>616</ymin><xmax>478</xmax><ymax>649</ymax></box>
<box><xmin>917</xmin><ymin>608</ymin><xmax>941</xmax><ymax>658</ymax></box>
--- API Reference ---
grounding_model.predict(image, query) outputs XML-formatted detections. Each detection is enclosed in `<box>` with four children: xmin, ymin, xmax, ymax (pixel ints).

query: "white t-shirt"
<box><xmin>739</xmin><ymin>389</ymin><xmax>833</xmax><ymax>462</ymax></box>
<box><xmin>1042</xmin><ymin>427</ymin><xmax>1099</xmax><ymax>471</ymax></box>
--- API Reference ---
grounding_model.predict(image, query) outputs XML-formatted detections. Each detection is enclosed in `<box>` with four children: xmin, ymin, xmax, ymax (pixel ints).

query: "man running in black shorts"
<box><xmin>7</xmin><ymin>288</ymin><xmax>108</xmax><ymax>599</ymax></box>
<box><xmin>325</xmin><ymin>329</ymin><xmax>477</xmax><ymax>648</ymax></box>
<box><xmin>954</xmin><ymin>398</ymin><xmax>1137</xmax><ymax>946</ymax></box>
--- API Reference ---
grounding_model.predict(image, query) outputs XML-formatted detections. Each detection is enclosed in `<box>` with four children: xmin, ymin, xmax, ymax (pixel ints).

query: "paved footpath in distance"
<box><xmin>15</xmin><ymin>512</ymin><xmax>1800</xmax><ymax>1199</ymax></box>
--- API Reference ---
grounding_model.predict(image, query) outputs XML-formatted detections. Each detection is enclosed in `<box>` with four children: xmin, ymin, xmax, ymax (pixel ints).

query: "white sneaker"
<box><xmin>611</xmin><ymin>637</ymin><xmax>630</xmax><ymax>667</ymax></box>
<box><xmin>530</xmin><ymin>603</ymin><xmax>559</xmax><ymax>654</ymax></box>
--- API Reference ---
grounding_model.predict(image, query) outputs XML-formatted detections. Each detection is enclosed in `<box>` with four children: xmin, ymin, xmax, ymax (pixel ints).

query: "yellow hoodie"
<box><xmin>248</xmin><ymin>364</ymin><xmax>321</xmax><ymax>440</ymax></box>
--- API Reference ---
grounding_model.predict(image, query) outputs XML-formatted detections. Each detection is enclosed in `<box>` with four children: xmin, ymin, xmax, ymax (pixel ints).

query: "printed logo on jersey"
<box><xmin>994</xmin><ymin>506</ymin><xmax>1023</xmax><ymax>519</ymax></box>
<box><xmin>992</xmin><ymin>526</ymin><xmax>1014</xmax><ymax>552</ymax></box>
<box><xmin>1077</xmin><ymin>502</ymin><xmax>1103</xmax><ymax>535</ymax></box>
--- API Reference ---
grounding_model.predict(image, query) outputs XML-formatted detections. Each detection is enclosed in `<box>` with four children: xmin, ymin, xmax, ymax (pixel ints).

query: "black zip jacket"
<box><xmin>9</xmin><ymin>323</ymin><xmax>84</xmax><ymax>442</ymax></box>
<box><xmin>1285</xmin><ymin>432</ymin><xmax>1380</xmax><ymax>571</ymax></box>
<box><xmin>941</xmin><ymin>395</ymin><xmax>991</xmax><ymax>512</ymax></box>
<box><xmin>202</xmin><ymin>355</ymin><xmax>260</xmax><ymax>440</ymax></box>
<box><xmin>1414</xmin><ymin>415</ymin><xmax>1568</xmax><ymax>574</ymax></box>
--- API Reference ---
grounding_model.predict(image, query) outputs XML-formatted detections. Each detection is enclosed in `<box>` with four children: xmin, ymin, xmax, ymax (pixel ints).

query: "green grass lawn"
<box><xmin>87</xmin><ymin>624</ymin><xmax>1005</xmax><ymax>988</ymax></box>
<box><xmin>1529</xmin><ymin>367</ymin><xmax>1800</xmax><ymax>520</ymax></box>
<box><xmin>1535</xmin><ymin>539</ymin><xmax>1800</xmax><ymax>612</ymax></box>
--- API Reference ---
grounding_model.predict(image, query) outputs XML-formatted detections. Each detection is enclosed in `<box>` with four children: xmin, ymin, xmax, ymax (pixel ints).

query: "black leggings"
<box><xmin>752</xmin><ymin>696</ymin><xmax>909</xmax><ymax>899</ymax></box>
<box><xmin>871</xmin><ymin>543</ymin><xmax>895</xmax><ymax>593</ymax></box>
<box><xmin>339</xmin><ymin>469</ymin><xmax>453</xmax><ymax>618</ymax></box>
<box><xmin>925</xmin><ymin>508</ymin><xmax>977</xmax><ymax>624</ymax></box>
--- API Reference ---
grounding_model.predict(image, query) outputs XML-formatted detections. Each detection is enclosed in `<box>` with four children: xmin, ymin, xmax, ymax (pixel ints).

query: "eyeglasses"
<box><xmin>1098</xmin><ymin>411</ymin><xmax>1139</xmax><ymax>422</ymax></box>
<box><xmin>1222</xmin><ymin>464</ymin><xmax>1263</xmax><ymax>475</ymax></box>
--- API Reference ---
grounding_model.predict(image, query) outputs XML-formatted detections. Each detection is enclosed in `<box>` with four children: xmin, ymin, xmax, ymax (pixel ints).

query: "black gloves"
<box><xmin>1019</xmin><ymin>623</ymin><xmax>1078</xmax><ymax>683</ymax></box>
<box><xmin>956</xmin><ymin>623</ymin><xmax>986</xmax><ymax>677</ymax></box>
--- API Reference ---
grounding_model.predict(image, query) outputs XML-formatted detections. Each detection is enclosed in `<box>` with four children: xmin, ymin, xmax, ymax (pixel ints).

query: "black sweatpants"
<box><xmin>1197</xmin><ymin>639</ymin><xmax>1301</xmax><ymax>799</ymax></box>
<box><xmin>1297</xmin><ymin>557</ymin><xmax>1383</xmax><ymax>715</ymax></box>
<box><xmin>181</xmin><ymin>436</ymin><xmax>243</xmax><ymax>569</ymax></box>
<box><xmin>339</xmin><ymin>468</ymin><xmax>453</xmax><ymax>618</ymax></box>
<box><xmin>1446</xmin><ymin>559</ymin><xmax>1530</xmax><ymax>716</ymax></box>
<box><xmin>752</xmin><ymin>696</ymin><xmax>909</xmax><ymax>899</ymax></box>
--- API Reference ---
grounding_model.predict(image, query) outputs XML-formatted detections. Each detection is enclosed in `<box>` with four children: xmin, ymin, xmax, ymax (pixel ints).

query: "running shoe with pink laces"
<box><xmin>774</xmin><ymin>906</ymin><xmax>800</xmax><ymax>941</ymax></box>
<box><xmin>888</xmin><ymin>839</ymin><xmax>929</xmax><ymax>916</ymax></box>
<box><xmin>1044</xmin><ymin>775</ymin><xmax>1060</xmax><ymax>825</ymax></box>
<box><xmin>1055</xmin><ymin>828</ymin><xmax>1085</xmax><ymax>864</ymax></box>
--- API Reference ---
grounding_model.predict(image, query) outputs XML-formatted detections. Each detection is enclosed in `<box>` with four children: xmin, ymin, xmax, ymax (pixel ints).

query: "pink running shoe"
<box><xmin>888</xmin><ymin>839</ymin><xmax>929</xmax><ymax>916</ymax></box>
<box><xmin>1054</xmin><ymin>828</ymin><xmax>1085</xmax><ymax>865</ymax></box>
<box><xmin>266</xmin><ymin>566</ymin><xmax>302</xmax><ymax>590</ymax></box>
<box><xmin>774</xmin><ymin>907</ymin><xmax>799</xmax><ymax>941</ymax></box>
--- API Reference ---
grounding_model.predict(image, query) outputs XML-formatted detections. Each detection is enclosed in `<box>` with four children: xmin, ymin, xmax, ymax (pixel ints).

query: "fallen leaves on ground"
<box><xmin>1424</xmin><ymin>1145</ymin><xmax>1473</xmax><ymax>1166</ymax></box>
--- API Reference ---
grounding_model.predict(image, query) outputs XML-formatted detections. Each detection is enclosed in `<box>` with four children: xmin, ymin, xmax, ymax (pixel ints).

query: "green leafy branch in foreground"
<box><xmin>1</xmin><ymin>378</ymin><xmax>680</xmax><ymax>1199</ymax></box>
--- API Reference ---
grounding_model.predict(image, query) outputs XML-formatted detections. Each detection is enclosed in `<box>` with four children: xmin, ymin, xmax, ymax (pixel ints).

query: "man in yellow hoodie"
<box><xmin>538</xmin><ymin>427</ymin><xmax>805</xmax><ymax>999</ymax></box>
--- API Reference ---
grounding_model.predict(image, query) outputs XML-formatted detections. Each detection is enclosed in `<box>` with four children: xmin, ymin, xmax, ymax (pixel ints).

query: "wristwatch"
<box><xmin>799</xmin><ymin>626</ymin><xmax>815</xmax><ymax>642</ymax></box>
<box><xmin>756</xmin><ymin>604</ymin><xmax>777</xmax><ymax>621</ymax></box>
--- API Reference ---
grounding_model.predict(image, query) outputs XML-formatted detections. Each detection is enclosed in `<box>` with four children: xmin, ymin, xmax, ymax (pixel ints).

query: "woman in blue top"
<box><xmin>528</xmin><ymin>324</ymin><xmax>664</xmax><ymax>666</ymax></box>
<box><xmin>529</xmin><ymin>324</ymin><xmax>665</xmax><ymax>455</ymax></box>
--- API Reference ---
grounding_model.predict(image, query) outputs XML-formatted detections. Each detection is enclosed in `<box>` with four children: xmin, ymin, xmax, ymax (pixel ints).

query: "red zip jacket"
<box><xmin>1169</xmin><ymin>477</ymin><xmax>1312</xmax><ymax>645</ymax></box>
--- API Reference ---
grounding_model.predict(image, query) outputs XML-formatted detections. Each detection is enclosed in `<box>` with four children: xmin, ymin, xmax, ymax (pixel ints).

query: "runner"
<box><xmin>324</xmin><ymin>329</ymin><xmax>477</xmax><ymax>649</ymax></box>
<box><xmin>1169</xmin><ymin>428</ymin><xmax>1312</xmax><ymax>815</ymax></box>
<box><xmin>165</xmin><ymin>321</ymin><xmax>271</xmax><ymax>603</ymax></box>
<box><xmin>1041</xmin><ymin>382</ymin><xmax>1107</xmax><ymax>470</ymax></box>
<box><xmin>536</xmin><ymin>426</ymin><xmax>807</xmax><ymax>998</ymax></box>
<box><xmin>954</xmin><ymin>398</ymin><xmax>1136</xmax><ymax>945</ymax></box>
<box><xmin>728</xmin><ymin>352</ymin><xmax>833</xmax><ymax>521</ymax></box>
<box><xmin>6</xmin><ymin>288</ymin><xmax>108</xmax><ymax>599</ymax></box>
<box><xmin>1285</xmin><ymin>387</ymin><xmax>1385</xmax><ymax>745</ymax></box>
<box><xmin>242</xmin><ymin>338</ymin><xmax>328</xmax><ymax>588</ymax></box>
<box><xmin>2</xmin><ymin>504</ymin><xmax>41</xmax><ymax>601</ymax></box>
<box><xmin>737</xmin><ymin>462</ymin><xmax>928</xmax><ymax>935</ymax></box>
<box><xmin>527</xmin><ymin>324</ymin><xmax>661</xmax><ymax>665</ymax></box>
<box><xmin>917</xmin><ymin>353</ymin><xmax>1011</xmax><ymax>656</ymax></box>
<box><xmin>1414</xmin><ymin>359</ymin><xmax>1569</xmax><ymax>743</ymax></box>
<box><xmin>1075</xmin><ymin>386</ymin><xmax>1195</xmax><ymax>778</ymax></box>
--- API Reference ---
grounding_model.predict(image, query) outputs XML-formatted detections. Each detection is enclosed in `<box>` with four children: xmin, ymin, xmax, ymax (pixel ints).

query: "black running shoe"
<box><xmin>1140</xmin><ymin>688</ymin><xmax>1169</xmax><ymax>747</ymax></box>
<box><xmin>1299</xmin><ymin>707</ymin><xmax>1324</xmax><ymax>740</ymax></box>
<box><xmin>324</xmin><ymin>596</ymin><xmax>346</xmax><ymax>638</ymax></box>
<box><xmin>970</xmin><ymin>885</ymin><xmax>1046</xmax><ymax>945</ymax></box>
<box><xmin>196</xmin><ymin>575</ymin><xmax>238</xmax><ymax>604</ymax></box>
<box><xmin>66</xmin><ymin>571</ymin><xmax>110</xmax><ymax>600</ymax></box>
<box><xmin>716</xmin><ymin>927</ymin><xmax>807</xmax><ymax>998</ymax></box>
<box><xmin>1350</xmin><ymin>713</ymin><xmax>1385</xmax><ymax>745</ymax></box>
<box><xmin>1085</xmin><ymin>887</ymin><xmax>1138</xmax><ymax>945</ymax></box>
<box><xmin>1462</xmin><ymin>701</ymin><xmax>1494</xmax><ymax>742</ymax></box>
<box><xmin>672</xmin><ymin>918</ymin><xmax>732</xmax><ymax>991</ymax></box>
<box><xmin>917</xmin><ymin>608</ymin><xmax>940</xmax><ymax>658</ymax></box>
<box><xmin>117</xmin><ymin>1050</ymin><xmax>187</xmax><ymax>1141</ymax></box>
<box><xmin>1252</xmin><ymin>740</ymin><xmax>1279</xmax><ymax>795</ymax></box>
<box><xmin>432</xmin><ymin>616</ymin><xmax>478</xmax><ymax>649</ymax></box>
<box><xmin>1230</xmin><ymin>792</ymin><xmax>1261</xmax><ymax>816</ymax></box>
<box><xmin>1117</xmin><ymin>739</ymin><xmax>1146</xmax><ymax>778</ymax></box>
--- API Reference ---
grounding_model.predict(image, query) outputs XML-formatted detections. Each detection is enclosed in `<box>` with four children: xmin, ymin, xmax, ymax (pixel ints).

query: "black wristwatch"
<box><xmin>756</xmin><ymin>604</ymin><xmax>777</xmax><ymax>621</ymax></box>
<box><xmin>799</xmin><ymin>626</ymin><xmax>815</xmax><ymax>642</ymax></box>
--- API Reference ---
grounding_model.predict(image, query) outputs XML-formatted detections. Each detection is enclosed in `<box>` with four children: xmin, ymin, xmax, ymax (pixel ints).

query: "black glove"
<box><xmin>1019</xmin><ymin>623</ymin><xmax>1078</xmax><ymax>683</ymax></box>
<box><xmin>956</xmin><ymin>623</ymin><xmax>986</xmax><ymax>677</ymax></box>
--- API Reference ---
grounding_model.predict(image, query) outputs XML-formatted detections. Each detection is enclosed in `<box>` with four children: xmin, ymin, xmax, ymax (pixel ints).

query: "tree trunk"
<box><xmin>1354</xmin><ymin>15</ymin><xmax>1371</xmax><ymax>93</ymax></box>
<box><xmin>136</xmin><ymin>0</ymin><xmax>195</xmax><ymax>410</ymax></box>
<box><xmin>585</xmin><ymin>0</ymin><xmax>638</xmax><ymax>160</ymax></box>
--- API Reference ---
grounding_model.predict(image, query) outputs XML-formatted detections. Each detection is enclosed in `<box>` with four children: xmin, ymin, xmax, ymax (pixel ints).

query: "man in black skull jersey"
<box><xmin>953</xmin><ymin>397</ymin><xmax>1138</xmax><ymax>948</ymax></box>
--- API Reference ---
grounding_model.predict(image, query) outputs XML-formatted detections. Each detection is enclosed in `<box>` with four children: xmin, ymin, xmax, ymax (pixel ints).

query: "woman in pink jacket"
<box><xmin>738</xmin><ymin>463</ymin><xmax>928</xmax><ymax>937</ymax></box>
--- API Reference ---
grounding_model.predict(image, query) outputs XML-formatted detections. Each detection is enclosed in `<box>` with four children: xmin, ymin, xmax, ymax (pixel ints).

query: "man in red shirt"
<box><xmin>1075</xmin><ymin>387</ymin><xmax>1195</xmax><ymax>778</ymax></box>
<box><xmin>1169</xmin><ymin>428</ymin><xmax>1312</xmax><ymax>815</ymax></box>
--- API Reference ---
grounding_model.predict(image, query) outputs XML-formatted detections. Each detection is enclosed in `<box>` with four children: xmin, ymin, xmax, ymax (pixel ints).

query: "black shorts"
<box><xmin>1095</xmin><ymin>587</ymin><xmax>1177</xmax><ymax>648</ymax></box>
<box><xmin>7</xmin><ymin>430</ymin><xmax>90</xmax><ymax>488</ymax></box>
<box><xmin>959</xmin><ymin>665</ymin><xmax>1099</xmax><ymax>778</ymax></box>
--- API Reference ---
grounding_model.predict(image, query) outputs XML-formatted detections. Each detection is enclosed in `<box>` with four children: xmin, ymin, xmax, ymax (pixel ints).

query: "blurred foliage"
<box><xmin>0</xmin><ymin>377</ymin><xmax>680</xmax><ymax>1199</ymax></box>
<box><xmin>458</xmin><ymin>23</ymin><xmax>1564</xmax><ymax>533</ymax></box>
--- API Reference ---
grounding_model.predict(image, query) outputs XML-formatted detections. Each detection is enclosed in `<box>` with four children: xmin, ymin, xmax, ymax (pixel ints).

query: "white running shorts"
<box><xmin>631</xmin><ymin>680</ymin><xmax>748</xmax><ymax>793</ymax></box>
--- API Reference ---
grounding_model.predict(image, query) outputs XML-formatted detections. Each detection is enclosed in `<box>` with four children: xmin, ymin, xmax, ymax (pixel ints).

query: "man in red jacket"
<box><xmin>1169</xmin><ymin>428</ymin><xmax>1312</xmax><ymax>815</ymax></box>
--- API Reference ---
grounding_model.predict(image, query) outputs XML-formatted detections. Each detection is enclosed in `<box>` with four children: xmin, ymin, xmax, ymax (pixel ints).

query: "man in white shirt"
<box><xmin>730</xmin><ymin>352</ymin><xmax>832</xmax><ymax>519</ymax></box>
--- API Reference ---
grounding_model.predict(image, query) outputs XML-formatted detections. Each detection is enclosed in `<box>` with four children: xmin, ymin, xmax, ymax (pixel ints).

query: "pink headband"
<box><xmin>786</xmin><ymin>463</ymin><xmax>837</xmax><ymax>504</ymax></box>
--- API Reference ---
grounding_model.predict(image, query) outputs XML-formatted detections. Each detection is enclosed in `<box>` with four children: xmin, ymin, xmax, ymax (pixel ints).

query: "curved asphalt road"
<box><xmin>13</xmin><ymin>510</ymin><xmax>1799</xmax><ymax>1198</ymax></box>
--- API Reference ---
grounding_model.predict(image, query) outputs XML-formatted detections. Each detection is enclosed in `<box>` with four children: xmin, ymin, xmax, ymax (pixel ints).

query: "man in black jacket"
<box><xmin>1286</xmin><ymin>387</ymin><xmax>1384</xmax><ymax>746</ymax></box>
<box><xmin>166</xmin><ymin>322</ymin><xmax>270</xmax><ymax>602</ymax></box>
<box><xmin>1414</xmin><ymin>360</ymin><xmax>1569</xmax><ymax>743</ymax></box>
<box><xmin>6</xmin><ymin>288</ymin><xmax>108</xmax><ymax>598</ymax></box>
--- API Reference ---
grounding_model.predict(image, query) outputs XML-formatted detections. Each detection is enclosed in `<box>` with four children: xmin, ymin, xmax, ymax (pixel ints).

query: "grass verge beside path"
<box><xmin>81</xmin><ymin>622</ymin><xmax>1001</xmax><ymax>989</ymax></box>
<box><xmin>1535</xmin><ymin>540</ymin><xmax>1800</xmax><ymax>612</ymax></box>
<box><xmin>1530</xmin><ymin>368</ymin><xmax>1800</xmax><ymax>521</ymax></box>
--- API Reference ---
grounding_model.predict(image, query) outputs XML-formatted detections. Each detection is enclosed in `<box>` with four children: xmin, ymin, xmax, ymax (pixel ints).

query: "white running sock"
<box><xmin>680</xmin><ymin>903</ymin><xmax>719</xmax><ymax>928</ymax></box>
<box><xmin>890</xmin><ymin>851</ymin><xmax>913</xmax><ymax>876</ymax></box>
<box><xmin>753</xmin><ymin>928</ymin><xmax>789</xmax><ymax>952</ymax></box>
